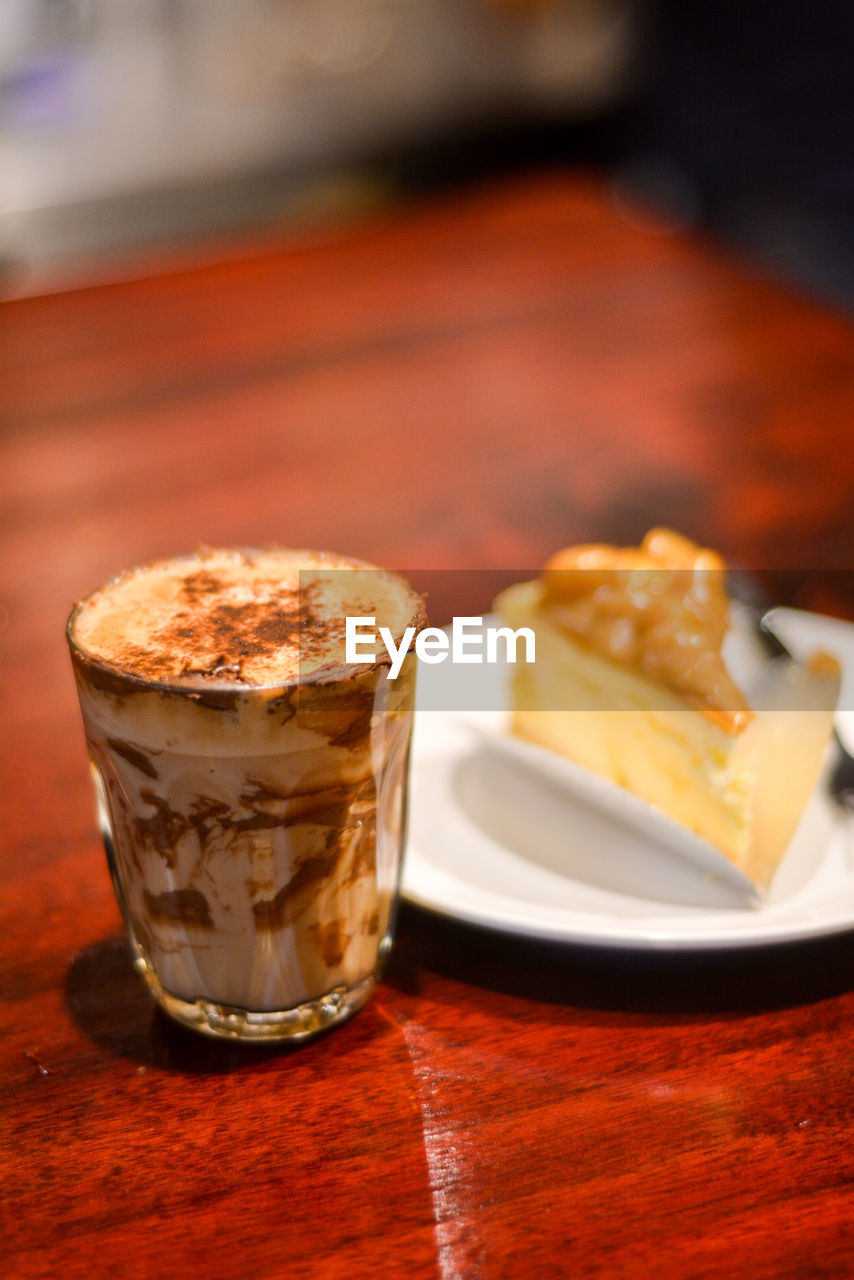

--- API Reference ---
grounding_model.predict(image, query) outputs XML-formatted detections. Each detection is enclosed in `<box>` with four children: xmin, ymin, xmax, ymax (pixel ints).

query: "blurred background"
<box><xmin>2</xmin><ymin>0</ymin><xmax>853</xmax><ymax>308</ymax></box>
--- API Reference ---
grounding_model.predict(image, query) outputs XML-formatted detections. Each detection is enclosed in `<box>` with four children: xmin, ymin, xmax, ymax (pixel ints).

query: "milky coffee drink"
<box><xmin>67</xmin><ymin>548</ymin><xmax>425</xmax><ymax>1042</ymax></box>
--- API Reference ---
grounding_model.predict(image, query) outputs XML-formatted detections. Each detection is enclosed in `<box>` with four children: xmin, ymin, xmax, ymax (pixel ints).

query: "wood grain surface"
<box><xmin>3</xmin><ymin>172</ymin><xmax>854</xmax><ymax>1280</ymax></box>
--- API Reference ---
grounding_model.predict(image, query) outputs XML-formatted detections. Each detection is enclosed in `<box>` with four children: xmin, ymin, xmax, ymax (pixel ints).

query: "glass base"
<box><xmin>138</xmin><ymin>962</ymin><xmax>377</xmax><ymax>1043</ymax></box>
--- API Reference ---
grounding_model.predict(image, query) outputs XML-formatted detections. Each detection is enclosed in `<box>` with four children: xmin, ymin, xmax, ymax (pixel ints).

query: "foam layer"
<box><xmin>69</xmin><ymin>546</ymin><xmax>424</xmax><ymax>689</ymax></box>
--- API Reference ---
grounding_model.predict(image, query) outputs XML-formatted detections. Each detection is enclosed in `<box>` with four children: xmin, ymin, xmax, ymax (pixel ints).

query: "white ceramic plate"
<box><xmin>402</xmin><ymin>608</ymin><xmax>854</xmax><ymax>949</ymax></box>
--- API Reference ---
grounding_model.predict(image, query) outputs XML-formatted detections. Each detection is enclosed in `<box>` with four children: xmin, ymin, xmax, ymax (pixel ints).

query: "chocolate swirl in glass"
<box><xmin>67</xmin><ymin>548</ymin><xmax>424</xmax><ymax>1042</ymax></box>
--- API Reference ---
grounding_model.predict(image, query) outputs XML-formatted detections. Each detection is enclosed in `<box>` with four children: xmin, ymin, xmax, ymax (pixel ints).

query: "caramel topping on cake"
<box><xmin>540</xmin><ymin>528</ymin><xmax>751</xmax><ymax>732</ymax></box>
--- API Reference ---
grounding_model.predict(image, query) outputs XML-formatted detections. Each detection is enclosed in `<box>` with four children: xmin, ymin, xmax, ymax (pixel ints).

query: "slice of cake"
<box><xmin>495</xmin><ymin>528</ymin><xmax>840</xmax><ymax>890</ymax></box>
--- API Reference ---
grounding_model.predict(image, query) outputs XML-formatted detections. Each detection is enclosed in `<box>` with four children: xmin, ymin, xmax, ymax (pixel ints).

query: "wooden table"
<box><xmin>3</xmin><ymin>172</ymin><xmax>854</xmax><ymax>1279</ymax></box>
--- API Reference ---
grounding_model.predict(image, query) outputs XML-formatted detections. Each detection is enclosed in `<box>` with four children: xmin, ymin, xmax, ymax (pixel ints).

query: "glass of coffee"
<box><xmin>67</xmin><ymin>548</ymin><xmax>425</xmax><ymax>1043</ymax></box>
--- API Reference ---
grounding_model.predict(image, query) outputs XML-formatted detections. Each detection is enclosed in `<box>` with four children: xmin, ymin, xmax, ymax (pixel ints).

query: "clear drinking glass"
<box><xmin>67</xmin><ymin>552</ymin><xmax>421</xmax><ymax>1043</ymax></box>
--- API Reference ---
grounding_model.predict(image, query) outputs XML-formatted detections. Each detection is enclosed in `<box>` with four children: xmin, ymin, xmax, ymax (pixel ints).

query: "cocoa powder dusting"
<box><xmin>165</xmin><ymin>584</ymin><xmax>334</xmax><ymax>682</ymax></box>
<box><xmin>70</xmin><ymin>547</ymin><xmax>425</xmax><ymax>690</ymax></box>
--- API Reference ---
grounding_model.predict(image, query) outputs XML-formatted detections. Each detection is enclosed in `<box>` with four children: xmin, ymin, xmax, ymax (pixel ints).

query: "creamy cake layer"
<box><xmin>497</xmin><ymin>568</ymin><xmax>839</xmax><ymax>890</ymax></box>
<box><xmin>500</xmin><ymin>587</ymin><xmax>753</xmax><ymax>863</ymax></box>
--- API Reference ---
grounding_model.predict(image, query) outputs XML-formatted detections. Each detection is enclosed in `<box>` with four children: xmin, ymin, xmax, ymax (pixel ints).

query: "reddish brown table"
<box><xmin>3</xmin><ymin>173</ymin><xmax>854</xmax><ymax>1279</ymax></box>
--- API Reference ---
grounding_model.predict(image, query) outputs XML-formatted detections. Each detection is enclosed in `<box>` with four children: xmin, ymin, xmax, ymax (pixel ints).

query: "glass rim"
<box><xmin>65</xmin><ymin>547</ymin><xmax>426</xmax><ymax>701</ymax></box>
